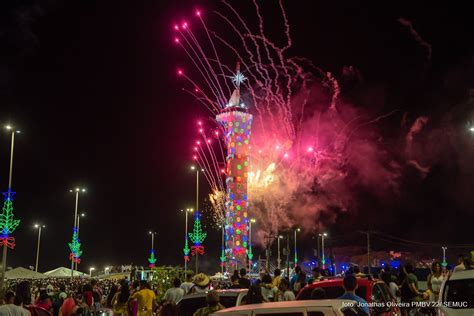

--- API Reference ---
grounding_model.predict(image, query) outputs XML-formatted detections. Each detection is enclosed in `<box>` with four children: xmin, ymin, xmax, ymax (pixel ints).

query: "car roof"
<box><xmin>213</xmin><ymin>299</ymin><xmax>357</xmax><ymax>313</ymax></box>
<box><xmin>304</xmin><ymin>277</ymin><xmax>374</xmax><ymax>288</ymax></box>
<box><xmin>180</xmin><ymin>289</ymin><xmax>248</xmax><ymax>299</ymax></box>
<box><xmin>449</xmin><ymin>269</ymin><xmax>474</xmax><ymax>280</ymax></box>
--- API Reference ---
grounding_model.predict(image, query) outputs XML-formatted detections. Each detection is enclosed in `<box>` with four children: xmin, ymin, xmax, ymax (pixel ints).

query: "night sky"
<box><xmin>1</xmin><ymin>0</ymin><xmax>473</xmax><ymax>273</ymax></box>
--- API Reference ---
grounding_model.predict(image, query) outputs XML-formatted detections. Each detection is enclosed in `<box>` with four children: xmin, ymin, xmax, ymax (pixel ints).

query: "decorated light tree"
<box><xmin>148</xmin><ymin>250</ymin><xmax>157</xmax><ymax>267</ymax></box>
<box><xmin>188</xmin><ymin>211</ymin><xmax>207</xmax><ymax>273</ymax></box>
<box><xmin>0</xmin><ymin>191</ymin><xmax>20</xmax><ymax>250</ymax></box>
<box><xmin>68</xmin><ymin>228</ymin><xmax>82</xmax><ymax>264</ymax></box>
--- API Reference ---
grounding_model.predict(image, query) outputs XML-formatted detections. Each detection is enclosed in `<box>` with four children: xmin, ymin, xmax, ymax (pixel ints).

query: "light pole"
<box><xmin>69</xmin><ymin>187</ymin><xmax>86</xmax><ymax>278</ymax></box>
<box><xmin>442</xmin><ymin>246</ymin><xmax>448</xmax><ymax>267</ymax></box>
<box><xmin>148</xmin><ymin>231</ymin><xmax>157</xmax><ymax>267</ymax></box>
<box><xmin>182</xmin><ymin>208</ymin><xmax>193</xmax><ymax>274</ymax></box>
<box><xmin>319</xmin><ymin>233</ymin><xmax>328</xmax><ymax>268</ymax></box>
<box><xmin>89</xmin><ymin>267</ymin><xmax>95</xmax><ymax>278</ymax></box>
<box><xmin>0</xmin><ymin>126</ymin><xmax>21</xmax><ymax>292</ymax></box>
<box><xmin>190</xmin><ymin>166</ymin><xmax>203</xmax><ymax>273</ymax></box>
<box><xmin>75</xmin><ymin>213</ymin><xmax>86</xmax><ymax>271</ymax></box>
<box><xmin>220</xmin><ymin>223</ymin><xmax>225</xmax><ymax>274</ymax></box>
<box><xmin>277</xmin><ymin>235</ymin><xmax>284</xmax><ymax>269</ymax></box>
<box><xmin>294</xmin><ymin>228</ymin><xmax>301</xmax><ymax>265</ymax></box>
<box><xmin>34</xmin><ymin>224</ymin><xmax>46</xmax><ymax>272</ymax></box>
<box><xmin>248</xmin><ymin>218</ymin><xmax>256</xmax><ymax>273</ymax></box>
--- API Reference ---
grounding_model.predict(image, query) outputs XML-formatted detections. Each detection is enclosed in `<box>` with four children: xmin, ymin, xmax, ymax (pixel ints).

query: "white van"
<box><xmin>211</xmin><ymin>299</ymin><xmax>367</xmax><ymax>316</ymax></box>
<box><xmin>437</xmin><ymin>269</ymin><xmax>474</xmax><ymax>316</ymax></box>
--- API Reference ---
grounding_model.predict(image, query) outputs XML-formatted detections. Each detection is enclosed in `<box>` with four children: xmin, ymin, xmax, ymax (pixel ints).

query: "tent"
<box><xmin>44</xmin><ymin>267</ymin><xmax>88</xmax><ymax>278</ymax></box>
<box><xmin>5</xmin><ymin>267</ymin><xmax>45</xmax><ymax>279</ymax></box>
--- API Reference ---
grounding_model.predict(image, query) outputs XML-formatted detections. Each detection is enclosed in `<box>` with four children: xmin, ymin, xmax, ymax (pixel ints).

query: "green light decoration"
<box><xmin>68</xmin><ymin>227</ymin><xmax>82</xmax><ymax>263</ymax></box>
<box><xmin>148</xmin><ymin>249</ymin><xmax>157</xmax><ymax>267</ymax></box>
<box><xmin>188</xmin><ymin>212</ymin><xmax>206</xmax><ymax>255</ymax></box>
<box><xmin>184</xmin><ymin>238</ymin><xmax>190</xmax><ymax>262</ymax></box>
<box><xmin>0</xmin><ymin>191</ymin><xmax>21</xmax><ymax>249</ymax></box>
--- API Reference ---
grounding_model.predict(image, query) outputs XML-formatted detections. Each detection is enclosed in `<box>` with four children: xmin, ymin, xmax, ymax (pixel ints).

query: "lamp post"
<box><xmin>74</xmin><ymin>213</ymin><xmax>85</xmax><ymax>271</ymax></box>
<box><xmin>248</xmin><ymin>218</ymin><xmax>256</xmax><ymax>273</ymax></box>
<box><xmin>148</xmin><ymin>231</ymin><xmax>157</xmax><ymax>267</ymax></box>
<box><xmin>69</xmin><ymin>187</ymin><xmax>86</xmax><ymax>278</ymax></box>
<box><xmin>0</xmin><ymin>126</ymin><xmax>21</xmax><ymax>292</ymax></box>
<box><xmin>220</xmin><ymin>223</ymin><xmax>225</xmax><ymax>274</ymax></box>
<box><xmin>34</xmin><ymin>224</ymin><xmax>45</xmax><ymax>272</ymax></box>
<box><xmin>277</xmin><ymin>235</ymin><xmax>284</xmax><ymax>269</ymax></box>
<box><xmin>319</xmin><ymin>233</ymin><xmax>328</xmax><ymax>268</ymax></box>
<box><xmin>89</xmin><ymin>267</ymin><xmax>95</xmax><ymax>278</ymax></box>
<box><xmin>442</xmin><ymin>246</ymin><xmax>448</xmax><ymax>267</ymax></box>
<box><xmin>190</xmin><ymin>166</ymin><xmax>203</xmax><ymax>273</ymax></box>
<box><xmin>294</xmin><ymin>228</ymin><xmax>301</xmax><ymax>265</ymax></box>
<box><xmin>182</xmin><ymin>208</ymin><xmax>193</xmax><ymax>274</ymax></box>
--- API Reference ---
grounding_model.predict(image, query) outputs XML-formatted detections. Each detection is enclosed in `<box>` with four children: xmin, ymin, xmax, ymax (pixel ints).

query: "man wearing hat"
<box><xmin>193</xmin><ymin>291</ymin><xmax>225</xmax><ymax>316</ymax></box>
<box><xmin>191</xmin><ymin>273</ymin><xmax>211</xmax><ymax>294</ymax></box>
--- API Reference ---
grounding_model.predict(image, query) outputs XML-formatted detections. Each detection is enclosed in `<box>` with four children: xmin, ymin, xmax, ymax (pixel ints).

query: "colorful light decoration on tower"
<box><xmin>188</xmin><ymin>211</ymin><xmax>207</xmax><ymax>256</ymax></box>
<box><xmin>216</xmin><ymin>62</ymin><xmax>253</xmax><ymax>265</ymax></box>
<box><xmin>0</xmin><ymin>190</ymin><xmax>20</xmax><ymax>249</ymax></box>
<box><xmin>68</xmin><ymin>227</ymin><xmax>82</xmax><ymax>264</ymax></box>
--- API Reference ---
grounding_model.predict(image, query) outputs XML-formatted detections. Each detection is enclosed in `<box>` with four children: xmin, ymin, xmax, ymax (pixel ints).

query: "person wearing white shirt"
<box><xmin>163</xmin><ymin>278</ymin><xmax>185</xmax><ymax>304</ymax></box>
<box><xmin>180</xmin><ymin>273</ymin><xmax>194</xmax><ymax>295</ymax></box>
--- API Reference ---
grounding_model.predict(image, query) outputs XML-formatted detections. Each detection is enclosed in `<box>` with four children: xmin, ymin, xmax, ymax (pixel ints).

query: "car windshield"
<box><xmin>297</xmin><ymin>285</ymin><xmax>367</xmax><ymax>300</ymax></box>
<box><xmin>443</xmin><ymin>278</ymin><xmax>474</xmax><ymax>309</ymax></box>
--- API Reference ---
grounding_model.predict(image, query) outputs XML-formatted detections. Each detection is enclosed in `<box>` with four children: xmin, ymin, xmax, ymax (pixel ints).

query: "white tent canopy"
<box><xmin>5</xmin><ymin>267</ymin><xmax>46</xmax><ymax>279</ymax></box>
<box><xmin>44</xmin><ymin>267</ymin><xmax>88</xmax><ymax>278</ymax></box>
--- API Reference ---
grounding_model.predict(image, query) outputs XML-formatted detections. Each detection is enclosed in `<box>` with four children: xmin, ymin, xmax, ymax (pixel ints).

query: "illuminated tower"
<box><xmin>216</xmin><ymin>62</ymin><xmax>253</xmax><ymax>266</ymax></box>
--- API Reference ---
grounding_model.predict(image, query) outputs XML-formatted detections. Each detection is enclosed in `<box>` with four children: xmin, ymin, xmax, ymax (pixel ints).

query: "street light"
<box><xmin>74</xmin><ymin>212</ymin><xmax>86</xmax><ymax>271</ymax></box>
<box><xmin>248</xmin><ymin>218</ymin><xmax>256</xmax><ymax>272</ymax></box>
<box><xmin>469</xmin><ymin>127</ymin><xmax>474</xmax><ymax>132</ymax></box>
<box><xmin>69</xmin><ymin>187</ymin><xmax>86</xmax><ymax>278</ymax></box>
<box><xmin>89</xmin><ymin>267</ymin><xmax>95</xmax><ymax>278</ymax></box>
<box><xmin>34</xmin><ymin>224</ymin><xmax>46</xmax><ymax>272</ymax></box>
<box><xmin>148</xmin><ymin>231</ymin><xmax>157</xmax><ymax>267</ymax></box>
<box><xmin>277</xmin><ymin>235</ymin><xmax>284</xmax><ymax>269</ymax></box>
<box><xmin>442</xmin><ymin>246</ymin><xmax>448</xmax><ymax>267</ymax></box>
<box><xmin>181</xmin><ymin>208</ymin><xmax>194</xmax><ymax>274</ymax></box>
<box><xmin>294</xmin><ymin>228</ymin><xmax>301</xmax><ymax>265</ymax></box>
<box><xmin>319</xmin><ymin>233</ymin><xmax>328</xmax><ymax>268</ymax></box>
<box><xmin>190</xmin><ymin>166</ymin><xmax>204</xmax><ymax>273</ymax></box>
<box><xmin>0</xmin><ymin>125</ymin><xmax>21</xmax><ymax>291</ymax></box>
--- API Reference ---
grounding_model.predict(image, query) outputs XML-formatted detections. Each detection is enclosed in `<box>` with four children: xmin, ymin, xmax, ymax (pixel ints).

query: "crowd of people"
<box><xmin>0</xmin><ymin>254</ymin><xmax>470</xmax><ymax>316</ymax></box>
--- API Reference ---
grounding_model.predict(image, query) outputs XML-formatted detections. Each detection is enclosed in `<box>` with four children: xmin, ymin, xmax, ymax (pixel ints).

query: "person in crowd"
<box><xmin>290</xmin><ymin>266</ymin><xmax>301</xmax><ymax>290</ymax></box>
<box><xmin>309</xmin><ymin>267</ymin><xmax>322</xmax><ymax>283</ymax></box>
<box><xmin>229</xmin><ymin>275</ymin><xmax>241</xmax><ymax>289</ymax></box>
<box><xmin>129</xmin><ymin>280</ymin><xmax>140</xmax><ymax>316</ymax></box>
<box><xmin>159</xmin><ymin>302</ymin><xmax>178</xmax><ymax>316</ymax></box>
<box><xmin>272</xmin><ymin>269</ymin><xmax>282</xmax><ymax>289</ymax></box>
<box><xmin>260</xmin><ymin>274</ymin><xmax>275</xmax><ymax>302</ymax></box>
<box><xmin>0</xmin><ymin>281</ymin><xmax>30</xmax><ymax>316</ymax></box>
<box><xmin>35</xmin><ymin>290</ymin><xmax>53</xmax><ymax>311</ymax></box>
<box><xmin>338</xmin><ymin>275</ymin><xmax>369</xmax><ymax>315</ymax></box>
<box><xmin>400</xmin><ymin>263</ymin><xmax>427</xmax><ymax>316</ymax></box>
<box><xmin>310</xmin><ymin>288</ymin><xmax>326</xmax><ymax>300</ymax></box>
<box><xmin>427</xmin><ymin>262</ymin><xmax>446</xmax><ymax>301</ymax></box>
<box><xmin>5</xmin><ymin>292</ymin><xmax>15</xmax><ymax>305</ymax></box>
<box><xmin>275</xmin><ymin>279</ymin><xmax>295</xmax><ymax>302</ymax></box>
<box><xmin>106</xmin><ymin>284</ymin><xmax>118</xmax><ymax>308</ymax></box>
<box><xmin>380</xmin><ymin>266</ymin><xmax>399</xmax><ymax>300</ymax></box>
<box><xmin>130</xmin><ymin>280</ymin><xmax>156</xmax><ymax>316</ymax></box>
<box><xmin>453</xmin><ymin>254</ymin><xmax>466</xmax><ymax>272</ymax></box>
<box><xmin>113</xmin><ymin>280</ymin><xmax>130</xmax><ymax>316</ymax></box>
<box><xmin>90</xmin><ymin>279</ymin><xmax>103</xmax><ymax>311</ymax></box>
<box><xmin>353</xmin><ymin>266</ymin><xmax>364</xmax><ymax>277</ymax></box>
<box><xmin>238</xmin><ymin>269</ymin><xmax>251</xmax><ymax>289</ymax></box>
<box><xmin>163</xmin><ymin>278</ymin><xmax>184</xmax><ymax>304</ymax></box>
<box><xmin>81</xmin><ymin>284</ymin><xmax>94</xmax><ymax>309</ymax></box>
<box><xmin>180</xmin><ymin>273</ymin><xmax>194</xmax><ymax>295</ymax></box>
<box><xmin>193</xmin><ymin>291</ymin><xmax>224</xmax><ymax>316</ymax></box>
<box><xmin>293</xmin><ymin>271</ymin><xmax>307</xmax><ymax>293</ymax></box>
<box><xmin>191</xmin><ymin>274</ymin><xmax>211</xmax><ymax>294</ymax></box>
<box><xmin>245</xmin><ymin>285</ymin><xmax>264</xmax><ymax>305</ymax></box>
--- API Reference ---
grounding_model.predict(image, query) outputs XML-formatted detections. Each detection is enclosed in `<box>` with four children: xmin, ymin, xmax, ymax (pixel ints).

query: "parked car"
<box><xmin>177</xmin><ymin>289</ymin><xmax>248</xmax><ymax>316</ymax></box>
<box><xmin>211</xmin><ymin>299</ymin><xmax>367</xmax><ymax>315</ymax></box>
<box><xmin>296</xmin><ymin>277</ymin><xmax>400</xmax><ymax>315</ymax></box>
<box><xmin>437</xmin><ymin>269</ymin><xmax>474</xmax><ymax>316</ymax></box>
